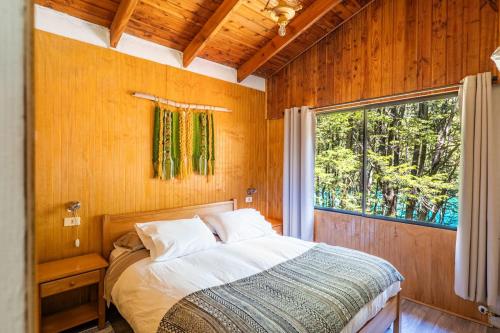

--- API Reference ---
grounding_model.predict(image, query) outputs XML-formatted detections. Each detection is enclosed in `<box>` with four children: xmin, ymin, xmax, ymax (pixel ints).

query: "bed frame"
<box><xmin>101</xmin><ymin>198</ymin><xmax>400</xmax><ymax>333</ymax></box>
<box><xmin>359</xmin><ymin>293</ymin><xmax>400</xmax><ymax>333</ymax></box>
<box><xmin>102</xmin><ymin>199</ymin><xmax>237</xmax><ymax>258</ymax></box>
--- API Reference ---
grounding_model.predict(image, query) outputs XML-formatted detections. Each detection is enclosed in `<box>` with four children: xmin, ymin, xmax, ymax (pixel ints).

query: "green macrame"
<box><xmin>192</xmin><ymin>113</ymin><xmax>201</xmax><ymax>174</ymax></box>
<box><xmin>162</xmin><ymin>109</ymin><xmax>172</xmax><ymax>180</ymax></box>
<box><xmin>210</xmin><ymin>113</ymin><xmax>215</xmax><ymax>175</ymax></box>
<box><xmin>199</xmin><ymin>113</ymin><xmax>208</xmax><ymax>175</ymax></box>
<box><xmin>206</xmin><ymin>113</ymin><xmax>211</xmax><ymax>175</ymax></box>
<box><xmin>152</xmin><ymin>104</ymin><xmax>161</xmax><ymax>178</ymax></box>
<box><xmin>153</xmin><ymin>105</ymin><xmax>216</xmax><ymax>179</ymax></box>
<box><xmin>171</xmin><ymin>111</ymin><xmax>180</xmax><ymax>177</ymax></box>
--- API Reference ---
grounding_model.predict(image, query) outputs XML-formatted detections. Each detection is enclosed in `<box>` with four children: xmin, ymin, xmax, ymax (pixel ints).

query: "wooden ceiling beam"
<box><xmin>110</xmin><ymin>0</ymin><xmax>140</xmax><ymax>48</ymax></box>
<box><xmin>183</xmin><ymin>0</ymin><xmax>241</xmax><ymax>68</ymax></box>
<box><xmin>237</xmin><ymin>0</ymin><xmax>343</xmax><ymax>82</ymax></box>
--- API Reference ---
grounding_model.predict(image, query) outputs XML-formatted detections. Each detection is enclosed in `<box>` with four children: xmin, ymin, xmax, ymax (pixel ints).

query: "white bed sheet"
<box><xmin>111</xmin><ymin>235</ymin><xmax>400</xmax><ymax>333</ymax></box>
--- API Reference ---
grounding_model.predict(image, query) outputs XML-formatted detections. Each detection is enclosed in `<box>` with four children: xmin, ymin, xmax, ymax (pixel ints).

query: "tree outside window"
<box><xmin>315</xmin><ymin>95</ymin><xmax>460</xmax><ymax>229</ymax></box>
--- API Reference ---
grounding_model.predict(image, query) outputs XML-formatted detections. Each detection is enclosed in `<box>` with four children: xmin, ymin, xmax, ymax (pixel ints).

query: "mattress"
<box><xmin>110</xmin><ymin>235</ymin><xmax>401</xmax><ymax>333</ymax></box>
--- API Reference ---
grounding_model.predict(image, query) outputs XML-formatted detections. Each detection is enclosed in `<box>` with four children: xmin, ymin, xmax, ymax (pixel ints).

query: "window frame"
<box><xmin>314</xmin><ymin>92</ymin><xmax>460</xmax><ymax>231</ymax></box>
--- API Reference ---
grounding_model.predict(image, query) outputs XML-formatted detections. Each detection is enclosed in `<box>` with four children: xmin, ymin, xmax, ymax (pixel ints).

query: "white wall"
<box><xmin>0</xmin><ymin>0</ymin><xmax>26</xmax><ymax>331</ymax></box>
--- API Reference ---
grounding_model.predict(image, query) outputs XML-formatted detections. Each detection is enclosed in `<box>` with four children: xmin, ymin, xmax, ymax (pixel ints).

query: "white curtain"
<box><xmin>455</xmin><ymin>72</ymin><xmax>500</xmax><ymax>310</ymax></box>
<box><xmin>283</xmin><ymin>106</ymin><xmax>315</xmax><ymax>241</ymax></box>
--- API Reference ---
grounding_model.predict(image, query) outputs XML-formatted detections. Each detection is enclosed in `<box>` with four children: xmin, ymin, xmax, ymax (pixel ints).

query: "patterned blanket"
<box><xmin>157</xmin><ymin>244</ymin><xmax>403</xmax><ymax>333</ymax></box>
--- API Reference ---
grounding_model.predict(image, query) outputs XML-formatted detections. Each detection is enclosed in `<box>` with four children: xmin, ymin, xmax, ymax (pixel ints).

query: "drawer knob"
<box><xmin>69</xmin><ymin>281</ymin><xmax>76</xmax><ymax>287</ymax></box>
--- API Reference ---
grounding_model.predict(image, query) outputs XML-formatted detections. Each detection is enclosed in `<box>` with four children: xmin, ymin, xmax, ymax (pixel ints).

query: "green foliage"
<box><xmin>315</xmin><ymin>111</ymin><xmax>363</xmax><ymax>212</ymax></box>
<box><xmin>315</xmin><ymin>96</ymin><xmax>460</xmax><ymax>227</ymax></box>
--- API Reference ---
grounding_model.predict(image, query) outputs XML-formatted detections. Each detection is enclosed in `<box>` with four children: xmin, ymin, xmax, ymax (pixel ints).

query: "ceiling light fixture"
<box><xmin>264</xmin><ymin>0</ymin><xmax>302</xmax><ymax>37</ymax></box>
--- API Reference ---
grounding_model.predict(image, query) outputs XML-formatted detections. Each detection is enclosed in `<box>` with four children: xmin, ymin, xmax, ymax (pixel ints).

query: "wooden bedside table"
<box><xmin>36</xmin><ymin>253</ymin><xmax>108</xmax><ymax>333</ymax></box>
<box><xmin>267</xmin><ymin>217</ymin><xmax>283</xmax><ymax>235</ymax></box>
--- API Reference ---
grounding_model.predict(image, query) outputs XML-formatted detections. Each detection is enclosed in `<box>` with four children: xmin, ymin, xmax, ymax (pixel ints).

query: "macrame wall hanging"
<box><xmin>152</xmin><ymin>104</ymin><xmax>215</xmax><ymax>180</ymax></box>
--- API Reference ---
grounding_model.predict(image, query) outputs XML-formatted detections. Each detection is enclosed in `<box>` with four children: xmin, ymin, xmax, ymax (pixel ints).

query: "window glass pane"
<box><xmin>315</xmin><ymin>110</ymin><xmax>364</xmax><ymax>212</ymax></box>
<box><xmin>365</xmin><ymin>96</ymin><xmax>460</xmax><ymax>228</ymax></box>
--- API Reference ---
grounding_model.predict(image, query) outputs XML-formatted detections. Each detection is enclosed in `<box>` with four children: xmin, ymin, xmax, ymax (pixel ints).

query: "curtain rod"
<box><xmin>132</xmin><ymin>92</ymin><xmax>232</xmax><ymax>113</ymax></box>
<box><xmin>312</xmin><ymin>85</ymin><xmax>461</xmax><ymax>114</ymax></box>
<box><xmin>312</xmin><ymin>77</ymin><xmax>498</xmax><ymax>114</ymax></box>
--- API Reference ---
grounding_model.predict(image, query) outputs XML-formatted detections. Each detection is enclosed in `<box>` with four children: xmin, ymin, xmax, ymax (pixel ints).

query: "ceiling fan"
<box><xmin>264</xmin><ymin>0</ymin><xmax>303</xmax><ymax>37</ymax></box>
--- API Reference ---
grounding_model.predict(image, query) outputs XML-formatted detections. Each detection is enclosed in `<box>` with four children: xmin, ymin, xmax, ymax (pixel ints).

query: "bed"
<box><xmin>102</xmin><ymin>199</ymin><xmax>402</xmax><ymax>333</ymax></box>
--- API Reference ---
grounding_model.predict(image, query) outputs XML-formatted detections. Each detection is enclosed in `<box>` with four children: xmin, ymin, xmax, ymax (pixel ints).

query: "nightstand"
<box><xmin>36</xmin><ymin>253</ymin><xmax>108</xmax><ymax>333</ymax></box>
<box><xmin>267</xmin><ymin>217</ymin><xmax>283</xmax><ymax>235</ymax></box>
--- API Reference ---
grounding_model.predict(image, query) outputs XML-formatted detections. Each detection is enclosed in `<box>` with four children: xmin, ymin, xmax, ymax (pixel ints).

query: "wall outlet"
<box><xmin>64</xmin><ymin>217</ymin><xmax>81</xmax><ymax>226</ymax></box>
<box><xmin>245</xmin><ymin>196</ymin><xmax>253</xmax><ymax>203</ymax></box>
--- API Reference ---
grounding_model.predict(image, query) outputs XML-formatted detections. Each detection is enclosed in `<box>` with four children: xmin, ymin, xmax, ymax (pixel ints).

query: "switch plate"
<box><xmin>245</xmin><ymin>196</ymin><xmax>253</xmax><ymax>203</ymax></box>
<box><xmin>64</xmin><ymin>217</ymin><xmax>81</xmax><ymax>226</ymax></box>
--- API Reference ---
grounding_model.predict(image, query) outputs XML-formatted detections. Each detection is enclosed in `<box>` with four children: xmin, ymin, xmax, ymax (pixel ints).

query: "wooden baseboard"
<box><xmin>403</xmin><ymin>297</ymin><xmax>490</xmax><ymax>327</ymax></box>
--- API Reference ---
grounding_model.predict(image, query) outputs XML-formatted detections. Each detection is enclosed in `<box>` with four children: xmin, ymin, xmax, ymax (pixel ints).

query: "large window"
<box><xmin>315</xmin><ymin>95</ymin><xmax>460</xmax><ymax>229</ymax></box>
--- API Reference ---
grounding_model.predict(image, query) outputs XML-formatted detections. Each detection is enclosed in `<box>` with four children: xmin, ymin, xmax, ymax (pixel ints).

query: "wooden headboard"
<box><xmin>102</xmin><ymin>199</ymin><xmax>237</xmax><ymax>258</ymax></box>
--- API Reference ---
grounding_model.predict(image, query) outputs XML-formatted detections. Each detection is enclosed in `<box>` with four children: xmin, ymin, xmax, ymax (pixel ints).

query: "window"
<box><xmin>315</xmin><ymin>95</ymin><xmax>460</xmax><ymax>229</ymax></box>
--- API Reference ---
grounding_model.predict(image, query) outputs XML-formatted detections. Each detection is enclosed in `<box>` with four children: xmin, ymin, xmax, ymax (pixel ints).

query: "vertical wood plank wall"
<box><xmin>315</xmin><ymin>211</ymin><xmax>486</xmax><ymax>323</ymax></box>
<box><xmin>266</xmin><ymin>0</ymin><xmax>499</xmax><ymax>118</ymax></box>
<box><xmin>265</xmin><ymin>0</ymin><xmax>499</xmax><ymax>323</ymax></box>
<box><xmin>35</xmin><ymin>31</ymin><xmax>267</xmax><ymax>264</ymax></box>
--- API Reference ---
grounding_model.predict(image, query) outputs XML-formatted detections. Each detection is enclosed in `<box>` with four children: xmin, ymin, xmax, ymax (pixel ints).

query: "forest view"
<box><xmin>315</xmin><ymin>96</ymin><xmax>460</xmax><ymax>228</ymax></box>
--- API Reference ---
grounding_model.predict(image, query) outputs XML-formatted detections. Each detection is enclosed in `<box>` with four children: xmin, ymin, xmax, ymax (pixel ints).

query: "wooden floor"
<box><xmin>386</xmin><ymin>299</ymin><xmax>488</xmax><ymax>333</ymax></box>
<box><xmin>73</xmin><ymin>298</ymin><xmax>491</xmax><ymax>333</ymax></box>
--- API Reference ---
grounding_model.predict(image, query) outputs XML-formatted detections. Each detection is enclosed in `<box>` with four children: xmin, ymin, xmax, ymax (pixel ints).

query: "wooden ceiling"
<box><xmin>35</xmin><ymin>0</ymin><xmax>372</xmax><ymax>79</ymax></box>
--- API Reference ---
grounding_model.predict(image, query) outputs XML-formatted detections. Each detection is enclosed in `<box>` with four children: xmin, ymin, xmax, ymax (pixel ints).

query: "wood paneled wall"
<box><xmin>315</xmin><ymin>210</ymin><xmax>487</xmax><ymax>323</ymax></box>
<box><xmin>265</xmin><ymin>0</ymin><xmax>499</xmax><ymax>322</ymax></box>
<box><xmin>266</xmin><ymin>119</ymin><xmax>284</xmax><ymax>219</ymax></box>
<box><xmin>266</xmin><ymin>0</ymin><xmax>499</xmax><ymax>218</ymax></box>
<box><xmin>266</xmin><ymin>0</ymin><xmax>499</xmax><ymax>118</ymax></box>
<box><xmin>35</xmin><ymin>31</ymin><xmax>267</xmax><ymax>264</ymax></box>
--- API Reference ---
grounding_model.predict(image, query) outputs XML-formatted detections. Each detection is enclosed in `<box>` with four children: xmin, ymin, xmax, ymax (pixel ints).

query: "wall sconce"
<box><xmin>66</xmin><ymin>201</ymin><xmax>81</xmax><ymax>215</ymax></box>
<box><xmin>65</xmin><ymin>201</ymin><xmax>81</xmax><ymax>247</ymax></box>
<box><xmin>247</xmin><ymin>188</ymin><xmax>257</xmax><ymax>196</ymax></box>
<box><xmin>246</xmin><ymin>188</ymin><xmax>257</xmax><ymax>203</ymax></box>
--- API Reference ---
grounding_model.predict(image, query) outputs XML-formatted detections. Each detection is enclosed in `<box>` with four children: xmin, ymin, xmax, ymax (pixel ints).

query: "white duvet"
<box><xmin>111</xmin><ymin>235</ymin><xmax>400</xmax><ymax>333</ymax></box>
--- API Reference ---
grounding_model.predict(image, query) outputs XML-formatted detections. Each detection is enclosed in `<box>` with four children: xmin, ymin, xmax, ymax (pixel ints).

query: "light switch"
<box><xmin>64</xmin><ymin>217</ymin><xmax>81</xmax><ymax>226</ymax></box>
<box><xmin>245</xmin><ymin>196</ymin><xmax>253</xmax><ymax>203</ymax></box>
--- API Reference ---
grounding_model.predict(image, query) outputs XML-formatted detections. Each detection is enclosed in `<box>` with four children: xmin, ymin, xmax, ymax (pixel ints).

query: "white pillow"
<box><xmin>194</xmin><ymin>214</ymin><xmax>217</xmax><ymax>234</ymax></box>
<box><xmin>203</xmin><ymin>209</ymin><xmax>274</xmax><ymax>243</ymax></box>
<box><xmin>135</xmin><ymin>217</ymin><xmax>216</xmax><ymax>261</ymax></box>
<box><xmin>134</xmin><ymin>225</ymin><xmax>157</xmax><ymax>258</ymax></box>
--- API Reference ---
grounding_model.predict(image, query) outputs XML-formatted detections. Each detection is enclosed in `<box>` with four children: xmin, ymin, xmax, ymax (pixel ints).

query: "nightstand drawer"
<box><xmin>40</xmin><ymin>270</ymin><xmax>100</xmax><ymax>298</ymax></box>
